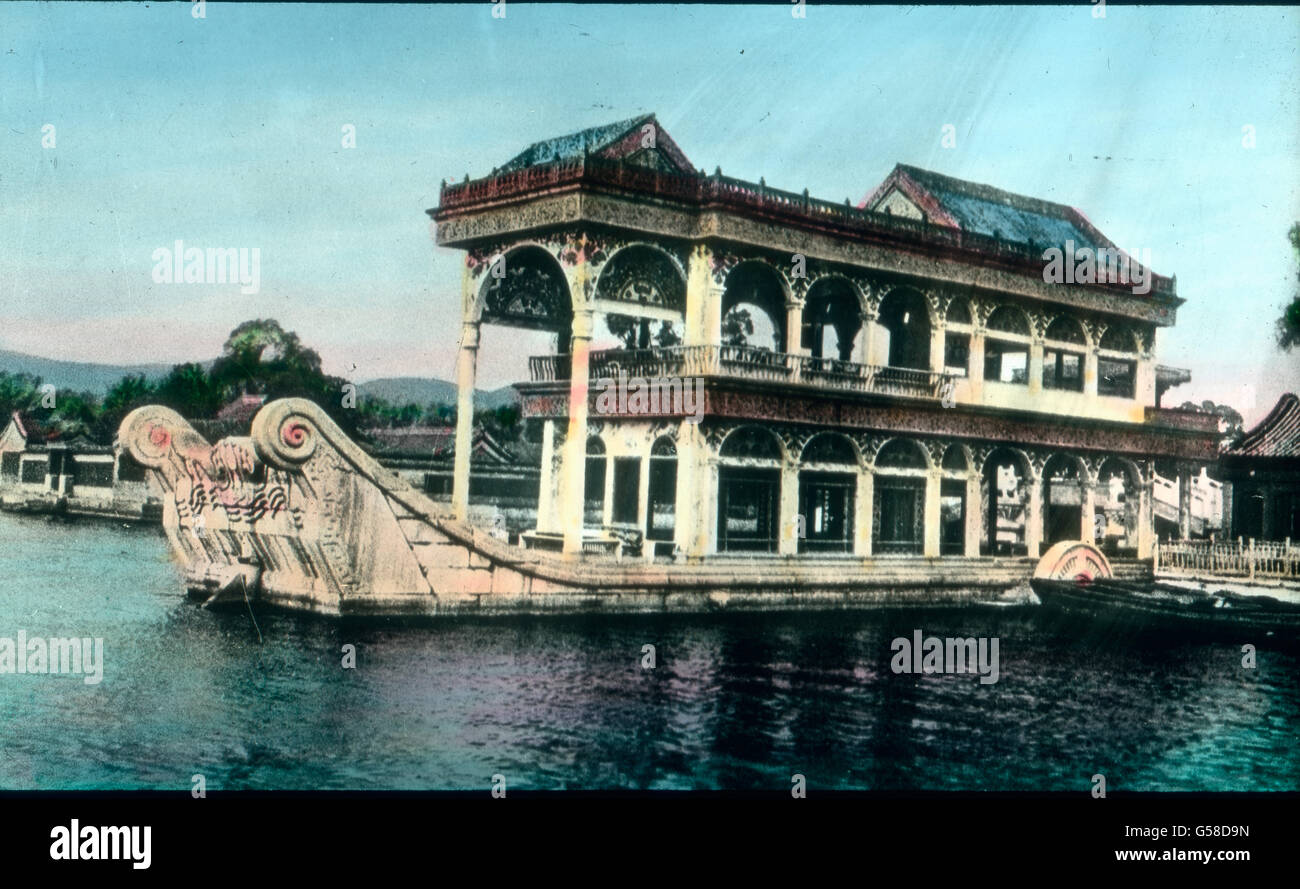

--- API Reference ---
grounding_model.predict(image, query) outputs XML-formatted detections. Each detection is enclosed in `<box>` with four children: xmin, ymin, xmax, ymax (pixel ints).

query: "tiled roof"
<box><xmin>864</xmin><ymin>163</ymin><xmax>1122</xmax><ymax>253</ymax></box>
<box><xmin>1227</xmin><ymin>393</ymin><xmax>1300</xmax><ymax>458</ymax></box>
<box><xmin>363</xmin><ymin>425</ymin><xmax>517</xmax><ymax>463</ymax></box>
<box><xmin>496</xmin><ymin>114</ymin><xmax>654</xmax><ymax>173</ymax></box>
<box><xmin>216</xmin><ymin>393</ymin><xmax>267</xmax><ymax>423</ymax></box>
<box><xmin>10</xmin><ymin>410</ymin><xmax>57</xmax><ymax>443</ymax></box>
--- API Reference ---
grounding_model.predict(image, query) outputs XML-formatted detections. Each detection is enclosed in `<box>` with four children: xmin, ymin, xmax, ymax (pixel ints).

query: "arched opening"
<box><xmin>877</xmin><ymin>289</ymin><xmax>931</xmax><ymax>370</ymax></box>
<box><xmin>1098</xmin><ymin>325</ymin><xmax>1138</xmax><ymax>398</ymax></box>
<box><xmin>717</xmin><ymin>427</ymin><xmax>783</xmax><ymax>552</ymax></box>
<box><xmin>584</xmin><ymin>436</ymin><xmax>607</xmax><ymax>528</ymax></box>
<box><xmin>873</xmin><ymin>439</ymin><xmax>928</xmax><ymax>555</ymax></box>
<box><xmin>480</xmin><ymin>245</ymin><xmax>573</xmax><ymax>354</ymax></box>
<box><xmin>983</xmin><ymin>306</ymin><xmax>1031</xmax><ymax>385</ymax></box>
<box><xmin>798</xmin><ymin>433</ymin><xmax>858</xmax><ymax>553</ymax></box>
<box><xmin>802</xmin><ymin>278</ymin><xmax>862</xmax><ymax>361</ymax></box>
<box><xmin>940</xmin><ymin>445</ymin><xmax>971</xmax><ymax>556</ymax></box>
<box><xmin>1042</xmin><ymin>453</ymin><xmax>1087</xmax><ymax>546</ymax></box>
<box><xmin>647</xmin><ymin>436</ymin><xmax>678</xmax><ymax>547</ymax></box>
<box><xmin>595</xmin><ymin>245</ymin><xmax>687</xmax><ymax>351</ymax></box>
<box><xmin>720</xmin><ymin>262</ymin><xmax>787</xmax><ymax>353</ymax></box>
<box><xmin>1043</xmin><ymin>316</ymin><xmax>1085</xmax><ymax>392</ymax></box>
<box><xmin>982</xmin><ymin>448</ymin><xmax>1030</xmax><ymax>556</ymax></box>
<box><xmin>944</xmin><ymin>299</ymin><xmax>973</xmax><ymax>377</ymax></box>
<box><xmin>1097</xmin><ymin>457</ymin><xmax>1140</xmax><ymax>555</ymax></box>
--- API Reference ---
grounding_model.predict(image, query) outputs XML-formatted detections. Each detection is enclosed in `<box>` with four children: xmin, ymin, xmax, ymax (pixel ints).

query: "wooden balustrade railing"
<box><xmin>1157</xmin><ymin>538</ymin><xmax>1300</xmax><ymax>580</ymax></box>
<box><xmin>530</xmin><ymin>345</ymin><xmax>947</xmax><ymax>399</ymax></box>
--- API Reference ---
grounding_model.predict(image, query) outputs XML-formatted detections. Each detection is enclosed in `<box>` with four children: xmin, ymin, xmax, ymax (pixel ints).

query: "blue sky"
<box><xmin>1</xmin><ymin>3</ymin><xmax>1297</xmax><ymax>422</ymax></box>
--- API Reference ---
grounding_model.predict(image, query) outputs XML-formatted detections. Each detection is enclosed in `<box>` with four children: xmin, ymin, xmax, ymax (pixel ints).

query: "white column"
<box><xmin>778</xmin><ymin>458</ymin><xmax>800</xmax><ymax>555</ymax></box>
<box><xmin>923</xmin><ymin>469</ymin><xmax>942</xmax><ymax>557</ymax></box>
<box><xmin>786</xmin><ymin>299</ymin><xmax>805</xmax><ymax>356</ymax></box>
<box><xmin>1028</xmin><ymin>337</ymin><xmax>1044</xmax><ymax>396</ymax></box>
<box><xmin>968</xmin><ymin>328</ymin><xmax>986</xmax><ymax>402</ymax></box>
<box><xmin>929</xmin><ymin>319</ymin><xmax>947</xmax><ymax>374</ymax></box>
<box><xmin>451</xmin><ymin>320</ymin><xmax>480</xmax><ymax>521</ymax></box>
<box><xmin>861</xmin><ymin>311</ymin><xmax>882</xmax><ymax>367</ymax></box>
<box><xmin>1025</xmin><ymin>469</ymin><xmax>1043</xmax><ymax>559</ymax></box>
<box><xmin>536</xmin><ymin>419</ymin><xmax>556</xmax><ymax>532</ymax></box>
<box><xmin>1084</xmin><ymin>348</ymin><xmax>1099</xmax><ymax>398</ymax></box>
<box><xmin>1137</xmin><ymin>466</ymin><xmax>1155</xmax><ymax>559</ymax></box>
<box><xmin>560</xmin><ymin>310</ymin><xmax>593</xmax><ymax>555</ymax></box>
<box><xmin>685</xmin><ymin>246</ymin><xmax>722</xmax><ymax>347</ymax></box>
<box><xmin>1080</xmin><ymin>477</ymin><xmax>1096</xmax><ymax>544</ymax></box>
<box><xmin>854</xmin><ymin>470</ymin><xmax>874</xmax><ymax>557</ymax></box>
<box><xmin>964</xmin><ymin>473</ymin><xmax>981</xmax><ymax>557</ymax></box>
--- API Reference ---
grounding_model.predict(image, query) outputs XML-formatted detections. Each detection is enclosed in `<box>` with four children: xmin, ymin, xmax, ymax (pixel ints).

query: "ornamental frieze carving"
<box><xmin>850</xmin><ymin>432</ymin><xmax>884</xmax><ymax>465</ymax></box>
<box><xmin>1084</xmin><ymin>319</ymin><xmax>1108</xmax><ymax>349</ymax></box>
<box><xmin>970</xmin><ymin>444</ymin><xmax>996</xmax><ymax>470</ymax></box>
<box><xmin>1031</xmin><ymin>311</ymin><xmax>1050</xmax><ymax>340</ymax></box>
<box><xmin>438</xmin><ymin>194</ymin><xmax>582</xmax><ymax>245</ymax></box>
<box><xmin>921</xmin><ymin>439</ymin><xmax>948</xmax><ymax>468</ymax></box>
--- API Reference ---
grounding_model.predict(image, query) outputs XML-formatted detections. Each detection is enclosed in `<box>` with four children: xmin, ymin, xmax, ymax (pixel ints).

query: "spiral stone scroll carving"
<box><xmin>251</xmin><ymin>398</ymin><xmax>322</xmax><ymax>469</ymax></box>
<box><xmin>117</xmin><ymin>405</ymin><xmax>211</xmax><ymax>468</ymax></box>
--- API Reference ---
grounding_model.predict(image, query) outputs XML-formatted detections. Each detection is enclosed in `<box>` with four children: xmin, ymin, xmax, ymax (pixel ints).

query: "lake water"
<box><xmin>1</xmin><ymin>511</ymin><xmax>1296</xmax><ymax>791</ymax></box>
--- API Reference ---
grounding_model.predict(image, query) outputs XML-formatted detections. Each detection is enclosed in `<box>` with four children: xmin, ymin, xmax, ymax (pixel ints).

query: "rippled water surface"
<box><xmin>1</xmin><ymin>512</ymin><xmax>1296</xmax><ymax>791</ymax></box>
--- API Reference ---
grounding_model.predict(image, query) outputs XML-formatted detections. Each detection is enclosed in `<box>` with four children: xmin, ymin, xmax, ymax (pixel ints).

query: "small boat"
<box><xmin>1028</xmin><ymin>539</ymin><xmax>1300</xmax><ymax>638</ymax></box>
<box><xmin>1031</xmin><ymin>575</ymin><xmax>1300</xmax><ymax>637</ymax></box>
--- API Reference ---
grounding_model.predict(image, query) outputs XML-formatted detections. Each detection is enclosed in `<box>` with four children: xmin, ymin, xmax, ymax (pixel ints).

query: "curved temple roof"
<box><xmin>1227</xmin><ymin>393</ymin><xmax>1300</xmax><ymax>458</ymax></box>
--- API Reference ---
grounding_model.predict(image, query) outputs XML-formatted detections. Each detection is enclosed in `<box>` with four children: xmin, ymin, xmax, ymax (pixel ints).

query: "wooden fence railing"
<box><xmin>1156</xmin><ymin>538</ymin><xmax>1300</xmax><ymax>580</ymax></box>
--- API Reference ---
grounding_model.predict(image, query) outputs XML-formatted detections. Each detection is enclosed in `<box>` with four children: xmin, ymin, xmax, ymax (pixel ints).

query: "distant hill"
<box><xmin>0</xmin><ymin>348</ymin><xmax>184</xmax><ymax>394</ymax></box>
<box><xmin>358</xmin><ymin>377</ymin><xmax>519</xmax><ymax>410</ymax></box>
<box><xmin>0</xmin><ymin>349</ymin><xmax>519</xmax><ymax>409</ymax></box>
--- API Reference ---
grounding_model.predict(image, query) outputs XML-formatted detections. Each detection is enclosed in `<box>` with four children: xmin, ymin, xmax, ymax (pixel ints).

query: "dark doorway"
<box><xmin>612</xmin><ymin>457</ymin><xmax>641</xmax><ymax>525</ymax></box>
<box><xmin>874</xmin><ymin>478</ymin><xmax>925</xmax><ymax>555</ymax></box>
<box><xmin>798</xmin><ymin>471</ymin><xmax>855</xmax><ymax>553</ymax></box>
<box><xmin>718</xmin><ymin>466</ymin><xmax>780</xmax><ymax>552</ymax></box>
<box><xmin>940</xmin><ymin>478</ymin><xmax>965</xmax><ymax>555</ymax></box>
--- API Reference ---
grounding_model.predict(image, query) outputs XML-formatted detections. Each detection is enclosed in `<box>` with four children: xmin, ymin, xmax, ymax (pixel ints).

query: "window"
<box><xmin>20</xmin><ymin>459</ymin><xmax>45</xmax><ymax>484</ymax></box>
<box><xmin>647</xmin><ymin>438</ymin><xmax>677</xmax><ymax>541</ymax></box>
<box><xmin>585</xmin><ymin>439</ymin><xmax>606</xmax><ymax>527</ymax></box>
<box><xmin>1098</xmin><ymin>358</ymin><xmax>1136</xmax><ymax>398</ymax></box>
<box><xmin>612</xmin><ymin>457</ymin><xmax>640</xmax><ymax>525</ymax></box>
<box><xmin>1</xmin><ymin>452</ymin><xmax>19</xmax><ymax>478</ymax></box>
<box><xmin>116</xmin><ymin>454</ymin><xmax>148</xmax><ymax>483</ymax></box>
<box><xmin>984</xmin><ymin>339</ymin><xmax>1028</xmax><ymax>384</ymax></box>
<box><xmin>798</xmin><ymin>471</ymin><xmax>855</xmax><ymax>553</ymax></box>
<box><xmin>1043</xmin><ymin>349</ymin><xmax>1083</xmax><ymax>391</ymax></box>
<box><xmin>944</xmin><ymin>332</ymin><xmax>969</xmax><ymax>376</ymax></box>
<box><xmin>874</xmin><ymin>479</ymin><xmax>925</xmax><ymax>554</ymax></box>
<box><xmin>940</xmin><ymin>478</ymin><xmax>966</xmax><ymax>555</ymax></box>
<box><xmin>718</xmin><ymin>466</ymin><xmax>780</xmax><ymax>552</ymax></box>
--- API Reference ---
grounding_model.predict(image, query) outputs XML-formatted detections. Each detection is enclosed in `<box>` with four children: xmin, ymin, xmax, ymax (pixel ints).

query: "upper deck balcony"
<box><xmin>529</xmin><ymin>344</ymin><xmax>952</xmax><ymax>401</ymax></box>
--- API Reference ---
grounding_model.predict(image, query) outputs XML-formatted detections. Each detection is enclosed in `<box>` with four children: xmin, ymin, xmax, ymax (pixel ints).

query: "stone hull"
<box><xmin>117</xmin><ymin>399</ymin><xmax>1148</xmax><ymax>618</ymax></box>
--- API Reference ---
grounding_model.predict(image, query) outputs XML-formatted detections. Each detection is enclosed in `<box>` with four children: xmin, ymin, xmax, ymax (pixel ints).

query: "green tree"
<box><xmin>154</xmin><ymin>362</ymin><xmax>222</xmax><ymax>419</ymax></box>
<box><xmin>721</xmin><ymin>307</ymin><xmax>755</xmax><ymax>346</ymax></box>
<box><xmin>1277</xmin><ymin>222</ymin><xmax>1300</xmax><ymax>351</ymax></box>
<box><xmin>1179</xmin><ymin>399</ymin><xmax>1245</xmax><ymax>451</ymax></box>
<box><xmin>96</xmin><ymin>374</ymin><xmax>155</xmax><ymax>440</ymax></box>
<box><xmin>209</xmin><ymin>319</ymin><xmax>359</xmax><ymax>436</ymax></box>
<box><xmin>0</xmin><ymin>371</ymin><xmax>42</xmax><ymax>417</ymax></box>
